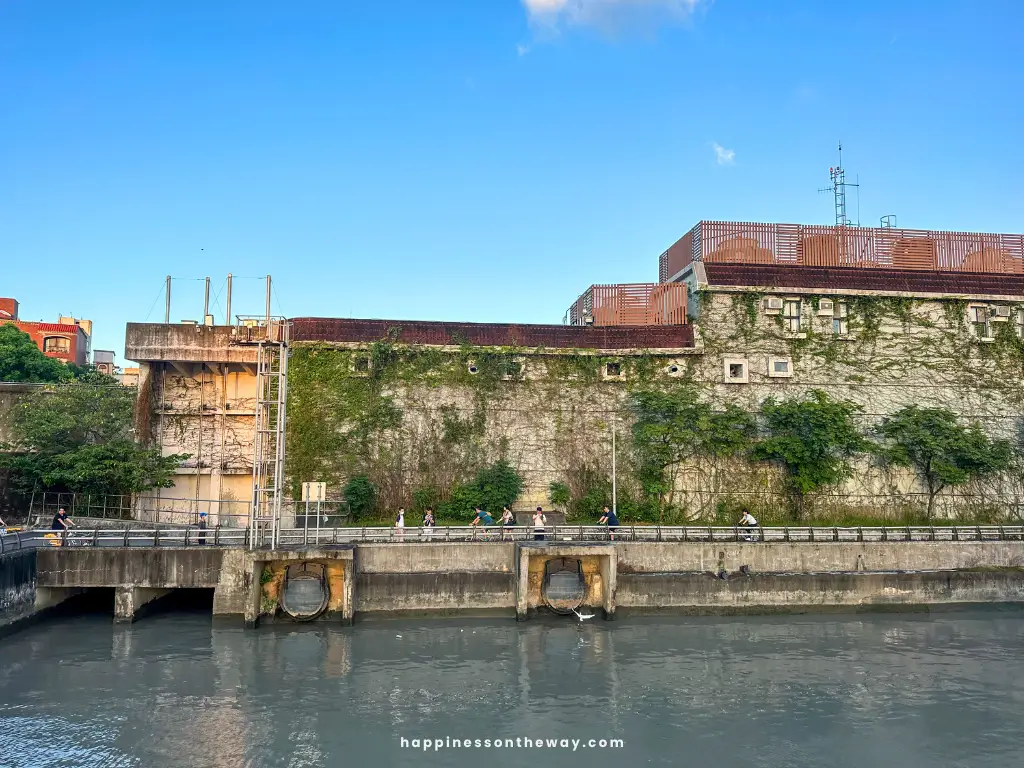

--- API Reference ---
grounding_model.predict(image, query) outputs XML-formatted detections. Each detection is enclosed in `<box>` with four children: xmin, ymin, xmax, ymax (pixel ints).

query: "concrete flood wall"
<box><xmin>2</xmin><ymin>541</ymin><xmax>1022</xmax><ymax>635</ymax></box>
<box><xmin>0</xmin><ymin>549</ymin><xmax>37</xmax><ymax>637</ymax></box>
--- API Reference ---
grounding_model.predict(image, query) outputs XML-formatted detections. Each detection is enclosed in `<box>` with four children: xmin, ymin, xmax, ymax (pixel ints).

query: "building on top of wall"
<box><xmin>124</xmin><ymin>221</ymin><xmax>1024</xmax><ymax>525</ymax></box>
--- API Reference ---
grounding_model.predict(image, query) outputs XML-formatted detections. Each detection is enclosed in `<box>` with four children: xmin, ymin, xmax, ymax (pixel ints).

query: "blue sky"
<box><xmin>1</xmin><ymin>0</ymin><xmax>1021</xmax><ymax>360</ymax></box>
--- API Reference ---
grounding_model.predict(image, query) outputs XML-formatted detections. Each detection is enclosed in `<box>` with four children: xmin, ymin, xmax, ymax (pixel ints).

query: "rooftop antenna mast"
<box><xmin>818</xmin><ymin>142</ymin><xmax>859</xmax><ymax>227</ymax></box>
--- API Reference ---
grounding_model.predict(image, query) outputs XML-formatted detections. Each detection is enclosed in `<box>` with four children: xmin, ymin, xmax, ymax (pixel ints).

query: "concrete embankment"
<box><xmin>0</xmin><ymin>550</ymin><xmax>38</xmax><ymax>638</ymax></box>
<box><xmin>1</xmin><ymin>540</ymin><xmax>1022</xmax><ymax>635</ymax></box>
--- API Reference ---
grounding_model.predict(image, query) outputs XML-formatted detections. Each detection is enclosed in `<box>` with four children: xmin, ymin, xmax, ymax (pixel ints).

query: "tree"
<box><xmin>0</xmin><ymin>377</ymin><xmax>186</xmax><ymax>497</ymax></box>
<box><xmin>752</xmin><ymin>390</ymin><xmax>867</xmax><ymax>517</ymax></box>
<box><xmin>0</xmin><ymin>323</ymin><xmax>73</xmax><ymax>383</ymax></box>
<box><xmin>875</xmin><ymin>405</ymin><xmax>1013</xmax><ymax>519</ymax></box>
<box><xmin>549</xmin><ymin>480</ymin><xmax>571</xmax><ymax>511</ymax></box>
<box><xmin>343</xmin><ymin>475</ymin><xmax>377</xmax><ymax>521</ymax></box>
<box><xmin>446</xmin><ymin>460</ymin><xmax>523</xmax><ymax>518</ymax></box>
<box><xmin>630</xmin><ymin>388</ymin><xmax>755</xmax><ymax>515</ymax></box>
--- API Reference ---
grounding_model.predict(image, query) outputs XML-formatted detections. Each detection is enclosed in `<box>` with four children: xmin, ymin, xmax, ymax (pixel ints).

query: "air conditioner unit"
<box><xmin>817</xmin><ymin>299</ymin><xmax>835</xmax><ymax>315</ymax></box>
<box><xmin>990</xmin><ymin>305</ymin><xmax>1012</xmax><ymax>321</ymax></box>
<box><xmin>764</xmin><ymin>297</ymin><xmax>784</xmax><ymax>312</ymax></box>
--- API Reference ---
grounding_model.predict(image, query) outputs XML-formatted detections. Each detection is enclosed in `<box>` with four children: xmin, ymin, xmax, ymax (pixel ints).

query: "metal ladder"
<box><xmin>249</xmin><ymin>322</ymin><xmax>289</xmax><ymax>549</ymax></box>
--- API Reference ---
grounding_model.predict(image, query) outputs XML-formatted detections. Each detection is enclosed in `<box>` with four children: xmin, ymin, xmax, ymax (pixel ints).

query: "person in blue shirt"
<box><xmin>598</xmin><ymin>506</ymin><xmax>619</xmax><ymax>539</ymax></box>
<box><xmin>470</xmin><ymin>507</ymin><xmax>494</xmax><ymax>528</ymax></box>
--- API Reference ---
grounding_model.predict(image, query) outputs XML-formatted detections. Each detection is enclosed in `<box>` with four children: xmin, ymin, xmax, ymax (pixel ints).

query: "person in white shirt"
<box><xmin>532</xmin><ymin>506</ymin><xmax>547</xmax><ymax>541</ymax></box>
<box><xmin>737</xmin><ymin>508</ymin><xmax>758</xmax><ymax>541</ymax></box>
<box><xmin>395</xmin><ymin>507</ymin><xmax>405</xmax><ymax>540</ymax></box>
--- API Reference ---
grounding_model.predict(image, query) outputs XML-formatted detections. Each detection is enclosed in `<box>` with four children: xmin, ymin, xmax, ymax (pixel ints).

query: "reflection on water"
<box><xmin>2</xmin><ymin>608</ymin><xmax>1023</xmax><ymax>767</ymax></box>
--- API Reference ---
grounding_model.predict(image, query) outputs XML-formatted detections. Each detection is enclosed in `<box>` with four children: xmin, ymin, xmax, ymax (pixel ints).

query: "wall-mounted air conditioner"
<box><xmin>817</xmin><ymin>299</ymin><xmax>835</xmax><ymax>315</ymax></box>
<box><xmin>763</xmin><ymin>297</ymin><xmax>784</xmax><ymax>313</ymax></box>
<box><xmin>990</xmin><ymin>305</ymin><xmax>1012</xmax><ymax>321</ymax></box>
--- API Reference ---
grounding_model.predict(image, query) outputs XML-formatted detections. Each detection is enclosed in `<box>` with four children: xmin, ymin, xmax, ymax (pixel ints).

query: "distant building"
<box><xmin>94</xmin><ymin>350</ymin><xmax>116</xmax><ymax>376</ymax></box>
<box><xmin>119</xmin><ymin>366</ymin><xmax>140</xmax><ymax>387</ymax></box>
<box><xmin>0</xmin><ymin>297</ymin><xmax>93</xmax><ymax>367</ymax></box>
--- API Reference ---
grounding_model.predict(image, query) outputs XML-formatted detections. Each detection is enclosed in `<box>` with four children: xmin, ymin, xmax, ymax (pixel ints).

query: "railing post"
<box><xmin>123</xmin><ymin>528</ymin><xmax>130</xmax><ymax>548</ymax></box>
<box><xmin>155</xmin><ymin>528</ymin><xmax>161</xmax><ymax>547</ymax></box>
<box><xmin>833</xmin><ymin>527</ymin><xmax>838</xmax><ymax>542</ymax></box>
<box><xmin>809</xmin><ymin>527</ymin><xmax>815</xmax><ymax>542</ymax></box>
<box><xmin>214</xmin><ymin>525</ymin><xmax>221</xmax><ymax>546</ymax></box>
<box><xmin>882</xmin><ymin>526</ymin><xmax>888</xmax><ymax>542</ymax></box>
<box><xmin>930</xmin><ymin>526</ymin><xmax>936</xmax><ymax>542</ymax></box>
<box><xmin>857</xmin><ymin>527</ymin><xmax>863</xmax><ymax>542</ymax></box>
<box><xmin>998</xmin><ymin>525</ymin><xmax>1005</xmax><ymax>541</ymax></box>
<box><xmin>91</xmin><ymin>528</ymin><xmax>99</xmax><ymax>547</ymax></box>
<box><xmin>784</xmin><ymin>527</ymin><xmax>790</xmax><ymax>542</ymax></box>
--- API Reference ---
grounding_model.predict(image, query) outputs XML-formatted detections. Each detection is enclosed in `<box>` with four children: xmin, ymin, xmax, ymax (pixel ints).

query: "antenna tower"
<box><xmin>818</xmin><ymin>142</ymin><xmax>860</xmax><ymax>227</ymax></box>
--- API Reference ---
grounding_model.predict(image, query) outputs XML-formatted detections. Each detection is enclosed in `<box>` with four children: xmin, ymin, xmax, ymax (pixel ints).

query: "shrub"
<box><xmin>342</xmin><ymin>475</ymin><xmax>377</xmax><ymax>521</ymax></box>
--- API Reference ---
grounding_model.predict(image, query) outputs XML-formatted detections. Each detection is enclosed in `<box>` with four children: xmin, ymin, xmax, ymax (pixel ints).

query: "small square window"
<box><xmin>767</xmin><ymin>356</ymin><xmax>793</xmax><ymax>378</ymax></box>
<box><xmin>723</xmin><ymin>357</ymin><xmax>748</xmax><ymax>384</ymax></box>
<box><xmin>605</xmin><ymin>362</ymin><xmax>621</xmax><ymax>377</ymax></box>
<box><xmin>1016</xmin><ymin>309</ymin><xmax>1024</xmax><ymax>339</ymax></box>
<box><xmin>354</xmin><ymin>357</ymin><xmax>370</xmax><ymax>373</ymax></box>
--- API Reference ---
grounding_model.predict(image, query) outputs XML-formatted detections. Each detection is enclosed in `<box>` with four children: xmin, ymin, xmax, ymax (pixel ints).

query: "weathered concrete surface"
<box><xmin>355</xmin><ymin>543</ymin><xmax>512</xmax><ymax>617</ymax></box>
<box><xmin>616</xmin><ymin>570</ymin><xmax>1024</xmax><ymax>614</ymax></box>
<box><xmin>125</xmin><ymin>323</ymin><xmax>258</xmax><ymax>365</ymax></box>
<box><xmin>252</xmin><ymin>548</ymin><xmax>355</xmax><ymax>626</ymax></box>
<box><xmin>356</xmin><ymin>543</ymin><xmax>514</xmax><ymax>574</ymax></box>
<box><xmin>114</xmin><ymin>586</ymin><xmax>172</xmax><ymax>623</ymax></box>
<box><xmin>36</xmin><ymin>548</ymin><xmax>225</xmax><ymax>588</ymax></box>
<box><xmin>516</xmin><ymin>543</ymin><xmax>616</xmax><ymax>621</ymax></box>
<box><xmin>616</xmin><ymin>541</ymin><xmax>1024</xmax><ymax>575</ymax></box>
<box><xmin>0</xmin><ymin>549</ymin><xmax>38</xmax><ymax>637</ymax></box>
<box><xmin>13</xmin><ymin>541</ymin><xmax>1024</xmax><ymax>628</ymax></box>
<box><xmin>355</xmin><ymin>572</ymin><xmax>515</xmax><ymax>617</ymax></box>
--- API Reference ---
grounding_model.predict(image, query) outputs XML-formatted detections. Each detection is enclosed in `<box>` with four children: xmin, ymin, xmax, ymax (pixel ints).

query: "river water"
<box><xmin>1</xmin><ymin>604</ymin><xmax>1023</xmax><ymax>768</ymax></box>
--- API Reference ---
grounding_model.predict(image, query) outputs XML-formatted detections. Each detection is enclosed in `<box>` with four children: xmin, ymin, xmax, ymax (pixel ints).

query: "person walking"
<box><xmin>395</xmin><ymin>507</ymin><xmax>406</xmax><ymax>541</ymax></box>
<box><xmin>422</xmin><ymin>508</ymin><xmax>436</xmax><ymax>539</ymax></box>
<box><xmin>597</xmin><ymin>505</ymin><xmax>619</xmax><ymax>540</ymax></box>
<box><xmin>500</xmin><ymin>506</ymin><xmax>516</xmax><ymax>539</ymax></box>
<box><xmin>532</xmin><ymin>506</ymin><xmax>547</xmax><ymax>541</ymax></box>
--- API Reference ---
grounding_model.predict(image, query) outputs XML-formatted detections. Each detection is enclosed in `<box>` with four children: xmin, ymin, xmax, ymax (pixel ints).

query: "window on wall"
<box><xmin>969</xmin><ymin>305</ymin><xmax>992</xmax><ymax>340</ymax></box>
<box><xmin>832</xmin><ymin>301</ymin><xmax>849</xmax><ymax>336</ymax></box>
<box><xmin>42</xmin><ymin>336</ymin><xmax>70</xmax><ymax>354</ymax></box>
<box><xmin>1016</xmin><ymin>309</ymin><xmax>1024</xmax><ymax>339</ymax></box>
<box><xmin>782</xmin><ymin>299</ymin><xmax>802</xmax><ymax>333</ymax></box>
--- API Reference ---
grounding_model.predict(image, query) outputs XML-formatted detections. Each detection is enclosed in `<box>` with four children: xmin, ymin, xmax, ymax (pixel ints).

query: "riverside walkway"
<box><xmin>4</xmin><ymin>524</ymin><xmax>1024</xmax><ymax>553</ymax></box>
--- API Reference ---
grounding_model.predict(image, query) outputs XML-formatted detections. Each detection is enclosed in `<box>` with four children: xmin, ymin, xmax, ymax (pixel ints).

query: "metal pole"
<box><xmin>203</xmin><ymin>276</ymin><xmax>210</xmax><ymax>321</ymax></box>
<box><xmin>316</xmin><ymin>498</ymin><xmax>322</xmax><ymax>545</ymax></box>
<box><xmin>265</xmin><ymin>275</ymin><xmax>272</xmax><ymax>325</ymax></box>
<box><xmin>164</xmin><ymin>276</ymin><xmax>171</xmax><ymax>324</ymax></box>
<box><xmin>226</xmin><ymin>273</ymin><xmax>232</xmax><ymax>325</ymax></box>
<box><xmin>611</xmin><ymin>413</ymin><xmax>617</xmax><ymax>515</ymax></box>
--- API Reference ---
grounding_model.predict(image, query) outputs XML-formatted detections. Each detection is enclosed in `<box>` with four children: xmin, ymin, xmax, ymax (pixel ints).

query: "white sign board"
<box><xmin>301</xmin><ymin>481</ymin><xmax>326</xmax><ymax>502</ymax></box>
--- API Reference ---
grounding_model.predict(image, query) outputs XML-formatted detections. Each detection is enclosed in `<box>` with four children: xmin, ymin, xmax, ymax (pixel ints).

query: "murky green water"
<box><xmin>1</xmin><ymin>606</ymin><xmax>1023</xmax><ymax>767</ymax></box>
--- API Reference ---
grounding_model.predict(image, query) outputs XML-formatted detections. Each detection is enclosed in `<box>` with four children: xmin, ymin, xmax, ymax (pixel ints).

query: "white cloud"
<box><xmin>522</xmin><ymin>0</ymin><xmax>704</xmax><ymax>29</ymax></box>
<box><xmin>712</xmin><ymin>142</ymin><xmax>735</xmax><ymax>165</ymax></box>
<box><xmin>517</xmin><ymin>43</ymin><xmax>531</xmax><ymax>56</ymax></box>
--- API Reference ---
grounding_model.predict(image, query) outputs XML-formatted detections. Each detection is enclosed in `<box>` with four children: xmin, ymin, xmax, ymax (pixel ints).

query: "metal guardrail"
<box><xmin>6</xmin><ymin>525</ymin><xmax>1023</xmax><ymax>554</ymax></box>
<box><xmin>0</xmin><ymin>526</ymin><xmax>249</xmax><ymax>554</ymax></box>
